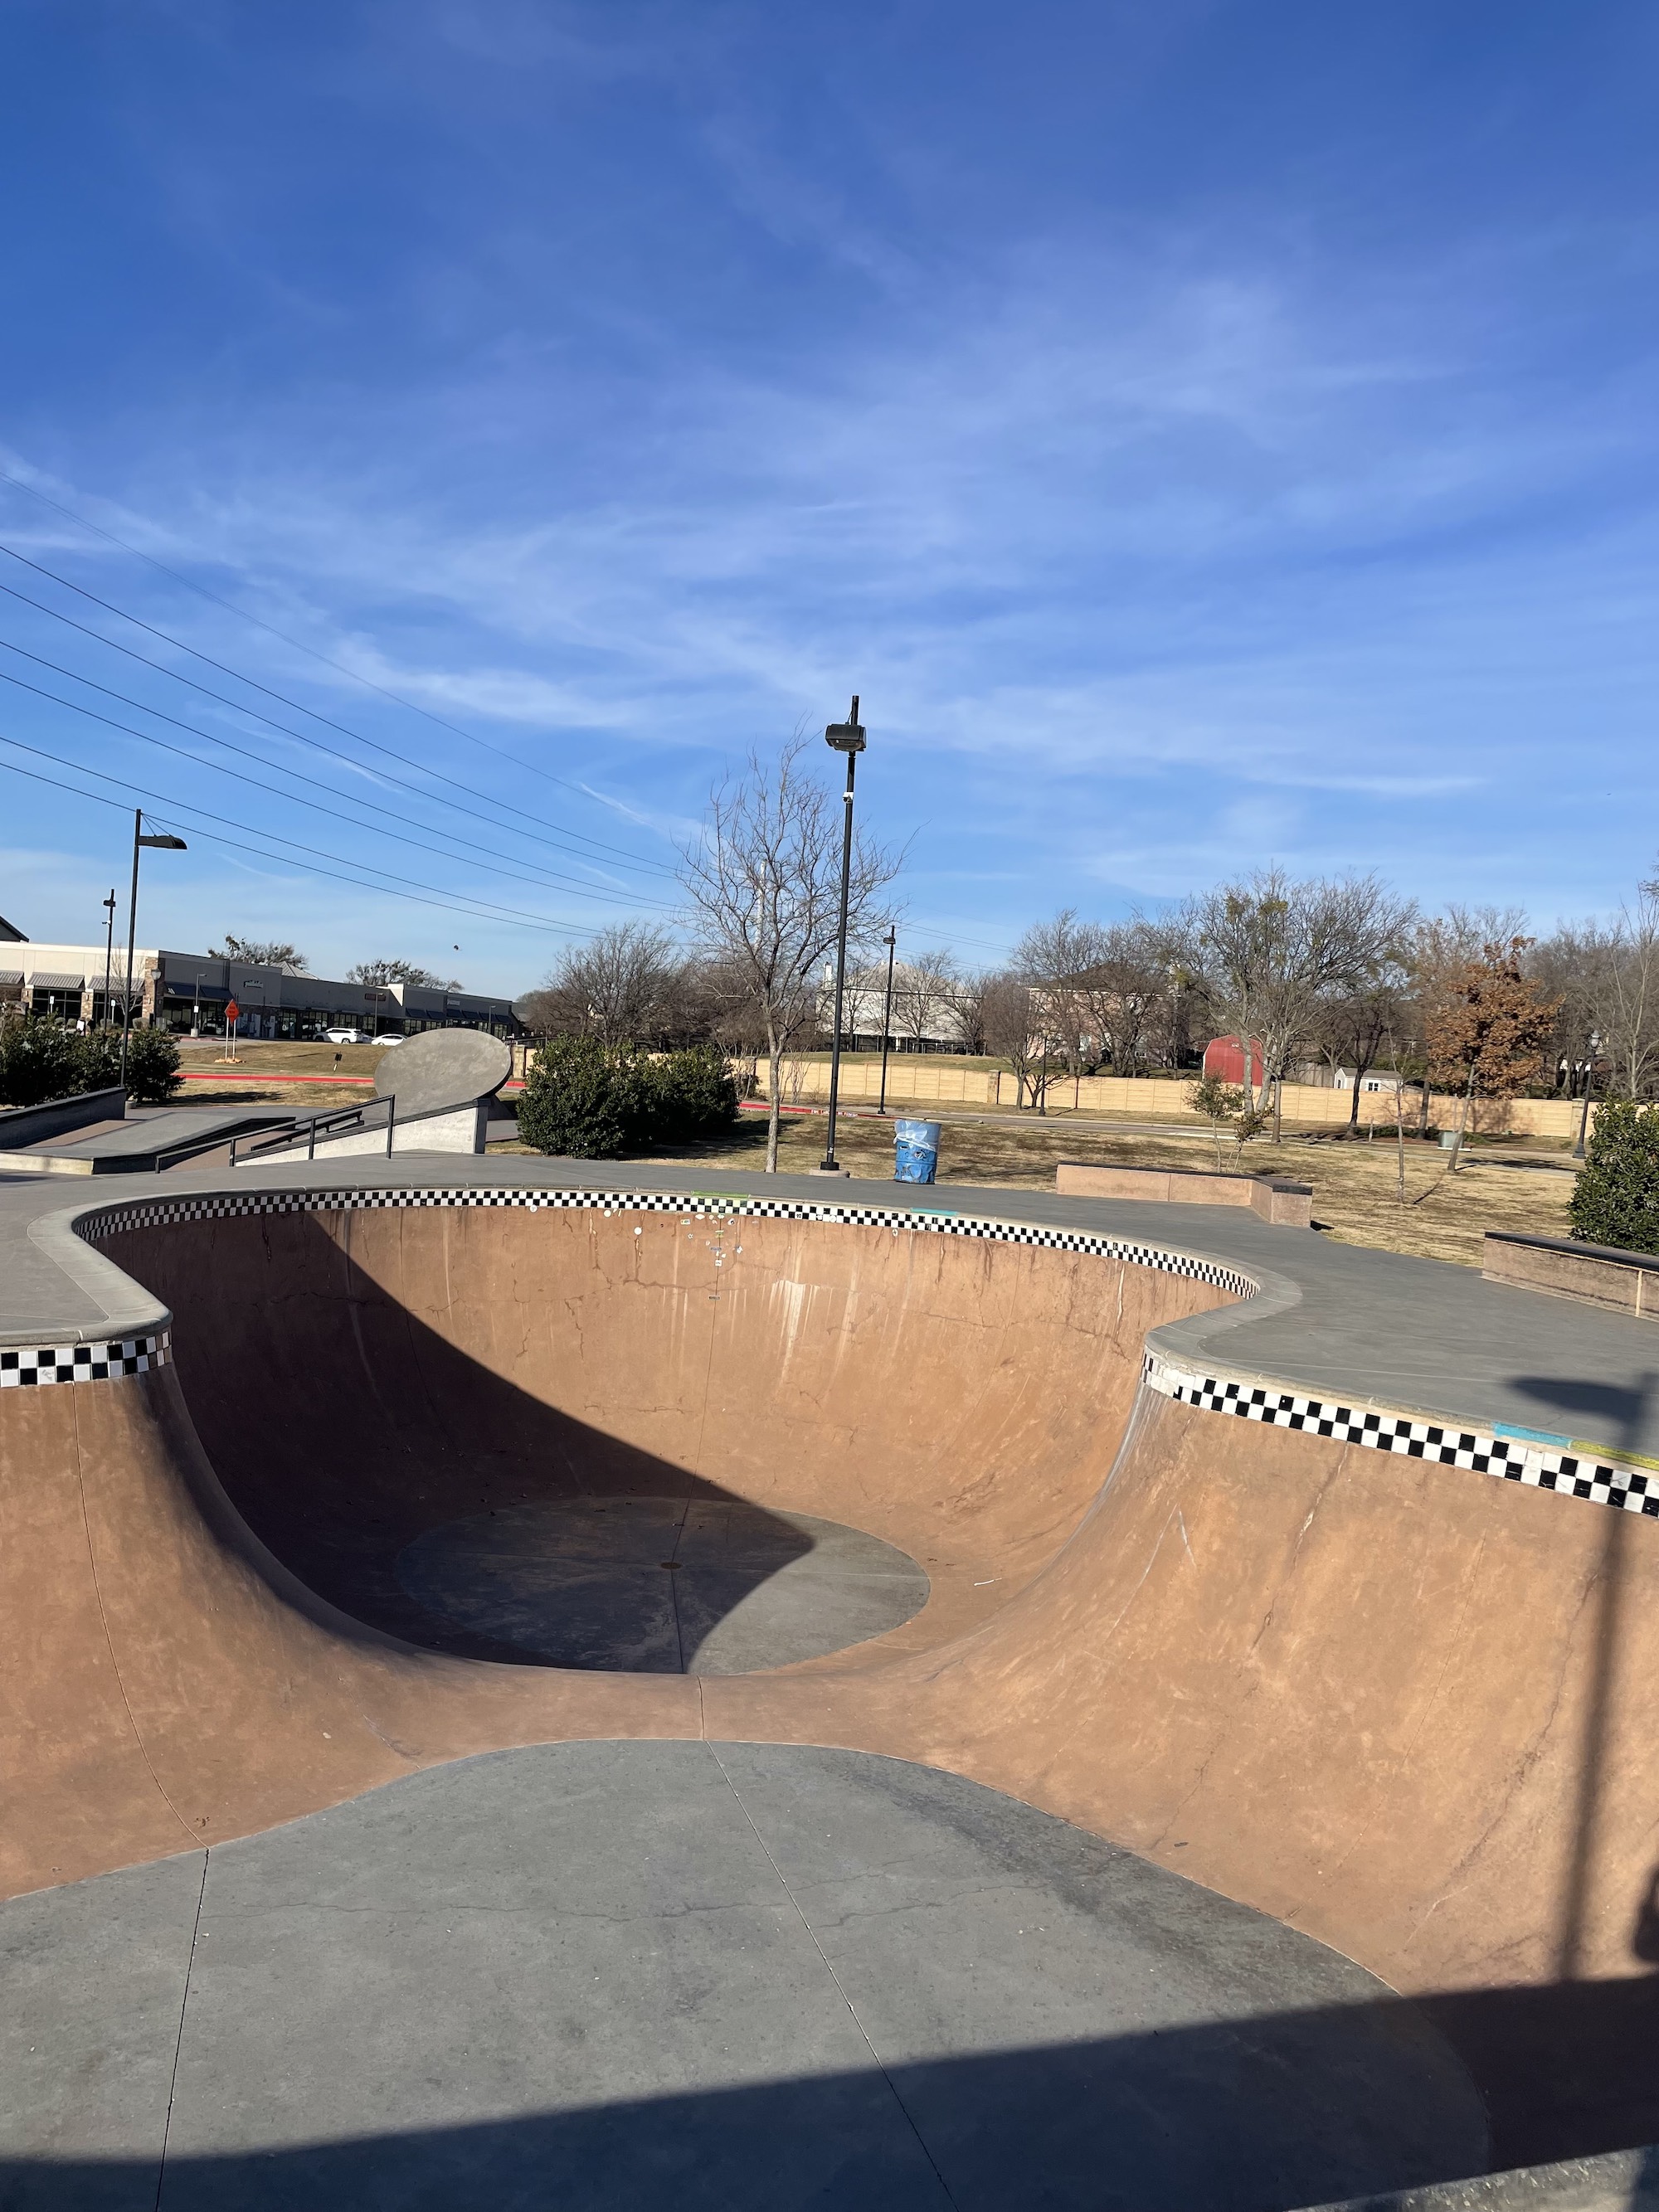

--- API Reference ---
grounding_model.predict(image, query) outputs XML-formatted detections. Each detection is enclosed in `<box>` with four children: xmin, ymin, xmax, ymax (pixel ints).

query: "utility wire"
<box><xmin>0</xmin><ymin>739</ymin><xmax>607</xmax><ymax>939</ymax></box>
<box><xmin>0</xmin><ymin>658</ymin><xmax>675</xmax><ymax>913</ymax></box>
<box><xmin>0</xmin><ymin>475</ymin><xmax>1024</xmax><ymax>964</ymax></box>
<box><xmin>0</xmin><ymin>572</ymin><xmax>659</xmax><ymax>885</ymax></box>
<box><xmin>0</xmin><ymin>472</ymin><xmax>670</xmax><ymax>863</ymax></box>
<box><xmin>0</xmin><ymin>542</ymin><xmax>671</xmax><ymax>877</ymax></box>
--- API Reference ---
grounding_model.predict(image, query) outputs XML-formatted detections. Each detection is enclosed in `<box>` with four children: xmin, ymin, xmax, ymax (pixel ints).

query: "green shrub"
<box><xmin>1569</xmin><ymin>1098</ymin><xmax>1659</xmax><ymax>1254</ymax></box>
<box><xmin>517</xmin><ymin>1034</ymin><xmax>642</xmax><ymax>1158</ymax></box>
<box><xmin>638</xmin><ymin>1043</ymin><xmax>738</xmax><ymax>1143</ymax></box>
<box><xmin>0</xmin><ymin>1019</ymin><xmax>182</xmax><ymax>1109</ymax></box>
<box><xmin>0</xmin><ymin>1019</ymin><xmax>85</xmax><ymax>1107</ymax></box>
<box><xmin>75</xmin><ymin>1029</ymin><xmax>124</xmax><ymax>1093</ymax></box>
<box><xmin>517</xmin><ymin>1038</ymin><xmax>739</xmax><ymax>1158</ymax></box>
<box><xmin>121</xmin><ymin>1027</ymin><xmax>182</xmax><ymax>1106</ymax></box>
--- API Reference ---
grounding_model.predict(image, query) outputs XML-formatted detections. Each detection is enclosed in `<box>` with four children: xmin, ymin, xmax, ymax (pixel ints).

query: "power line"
<box><xmin>0</xmin><ymin>570</ymin><xmax>662</xmax><ymax>886</ymax></box>
<box><xmin>0</xmin><ymin>469</ymin><xmax>672</xmax><ymax>862</ymax></box>
<box><xmin>0</xmin><ymin>656</ymin><xmax>676</xmax><ymax>913</ymax></box>
<box><xmin>0</xmin><ymin>538</ymin><xmax>672</xmax><ymax>878</ymax></box>
<box><xmin>0</xmin><ymin>737</ymin><xmax>613</xmax><ymax>940</ymax></box>
<box><xmin>0</xmin><ymin>475</ymin><xmax>1024</xmax><ymax>964</ymax></box>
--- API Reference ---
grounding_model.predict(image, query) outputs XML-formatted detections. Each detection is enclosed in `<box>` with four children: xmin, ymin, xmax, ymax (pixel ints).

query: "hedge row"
<box><xmin>515</xmin><ymin>1038</ymin><xmax>737</xmax><ymax>1159</ymax></box>
<box><xmin>0</xmin><ymin>1020</ymin><xmax>182</xmax><ymax>1109</ymax></box>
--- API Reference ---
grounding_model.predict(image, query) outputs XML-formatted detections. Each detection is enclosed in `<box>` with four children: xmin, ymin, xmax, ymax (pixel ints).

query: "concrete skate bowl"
<box><xmin>10</xmin><ymin>1182</ymin><xmax>1659</xmax><ymax>2170</ymax></box>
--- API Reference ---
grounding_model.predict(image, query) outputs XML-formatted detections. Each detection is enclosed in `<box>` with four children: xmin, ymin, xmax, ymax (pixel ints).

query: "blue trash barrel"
<box><xmin>893</xmin><ymin>1119</ymin><xmax>941</xmax><ymax>1184</ymax></box>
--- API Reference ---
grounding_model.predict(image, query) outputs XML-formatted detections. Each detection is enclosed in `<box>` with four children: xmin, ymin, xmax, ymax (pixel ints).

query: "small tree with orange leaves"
<box><xmin>1424</xmin><ymin>937</ymin><xmax>1560</xmax><ymax>1169</ymax></box>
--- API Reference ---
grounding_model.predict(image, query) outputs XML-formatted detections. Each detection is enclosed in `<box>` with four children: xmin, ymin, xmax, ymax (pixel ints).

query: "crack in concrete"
<box><xmin>704</xmin><ymin>1744</ymin><xmax>962</xmax><ymax>2210</ymax></box>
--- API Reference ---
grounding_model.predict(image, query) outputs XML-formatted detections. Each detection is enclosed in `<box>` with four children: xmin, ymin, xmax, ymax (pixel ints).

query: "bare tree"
<box><xmin>522</xmin><ymin>921</ymin><xmax>687</xmax><ymax>1045</ymax></box>
<box><xmin>1591</xmin><ymin>878</ymin><xmax>1659</xmax><ymax>1101</ymax></box>
<box><xmin>942</xmin><ymin>967</ymin><xmax>995</xmax><ymax>1055</ymax></box>
<box><xmin>1015</xmin><ymin>911</ymin><xmax>1107</xmax><ymax>1075</ymax></box>
<box><xmin>893</xmin><ymin>949</ymin><xmax>961</xmax><ymax>1051</ymax></box>
<box><xmin>1315</xmin><ymin>971</ymin><xmax>1411</xmax><ymax>1130</ymax></box>
<box><xmin>1183</xmin><ymin>871</ymin><xmax>1418</xmax><ymax>1137</ymax></box>
<box><xmin>678</xmin><ymin>738</ymin><xmax>902</xmax><ymax>1172</ymax></box>
<box><xmin>1068</xmin><ymin>918</ymin><xmax>1175</xmax><ymax>1075</ymax></box>
<box><xmin>1530</xmin><ymin>922</ymin><xmax>1606</xmax><ymax>1100</ymax></box>
<box><xmin>980</xmin><ymin>973</ymin><xmax>1054</xmax><ymax>1107</ymax></box>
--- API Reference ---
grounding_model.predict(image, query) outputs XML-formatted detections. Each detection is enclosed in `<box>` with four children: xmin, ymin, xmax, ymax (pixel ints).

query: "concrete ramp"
<box><xmin>6</xmin><ymin>1183</ymin><xmax>1659</xmax><ymax>2165</ymax></box>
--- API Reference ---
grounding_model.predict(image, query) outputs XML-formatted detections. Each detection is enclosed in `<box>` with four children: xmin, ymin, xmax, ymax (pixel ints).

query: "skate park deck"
<box><xmin>4</xmin><ymin>1156</ymin><xmax>1659</xmax><ymax>2209</ymax></box>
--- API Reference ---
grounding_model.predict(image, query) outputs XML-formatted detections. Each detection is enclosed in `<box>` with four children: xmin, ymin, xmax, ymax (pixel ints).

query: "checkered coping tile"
<box><xmin>27</xmin><ymin>1183</ymin><xmax>1654</xmax><ymax>1520</ymax></box>
<box><xmin>71</xmin><ymin>1184</ymin><xmax>1259</xmax><ymax>1297</ymax></box>
<box><xmin>0</xmin><ymin>1333</ymin><xmax>169</xmax><ymax>1388</ymax></box>
<box><xmin>1144</xmin><ymin>1352</ymin><xmax>1659</xmax><ymax>1519</ymax></box>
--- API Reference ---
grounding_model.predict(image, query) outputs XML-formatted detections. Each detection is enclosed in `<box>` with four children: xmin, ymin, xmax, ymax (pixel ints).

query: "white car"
<box><xmin>373</xmin><ymin>1033</ymin><xmax>405</xmax><ymax>1046</ymax></box>
<box><xmin>323</xmin><ymin>1027</ymin><xmax>372</xmax><ymax>1044</ymax></box>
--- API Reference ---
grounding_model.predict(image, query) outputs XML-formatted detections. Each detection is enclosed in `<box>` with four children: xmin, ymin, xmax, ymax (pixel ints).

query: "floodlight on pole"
<box><xmin>119</xmin><ymin>809</ymin><xmax>187</xmax><ymax>1091</ymax></box>
<box><xmin>820</xmin><ymin>695</ymin><xmax>866</xmax><ymax>1173</ymax></box>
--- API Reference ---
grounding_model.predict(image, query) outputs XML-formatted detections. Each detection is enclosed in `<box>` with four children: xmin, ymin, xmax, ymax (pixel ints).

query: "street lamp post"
<box><xmin>877</xmin><ymin>926</ymin><xmax>897</xmax><ymax>1116</ymax></box>
<box><xmin>820</xmin><ymin>694</ymin><xmax>866</xmax><ymax>1174</ymax></box>
<box><xmin>118</xmin><ymin>809</ymin><xmax>187</xmax><ymax>1091</ymax></box>
<box><xmin>1574</xmin><ymin>1059</ymin><xmax>1595</xmax><ymax>1160</ymax></box>
<box><xmin>100</xmin><ymin>890</ymin><xmax>117</xmax><ymax>1031</ymax></box>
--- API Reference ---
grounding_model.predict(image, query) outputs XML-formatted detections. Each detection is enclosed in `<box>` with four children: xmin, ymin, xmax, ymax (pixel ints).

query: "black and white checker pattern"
<box><xmin>1144</xmin><ymin>1352</ymin><xmax>1659</xmax><ymax>1519</ymax></box>
<box><xmin>71</xmin><ymin>1184</ymin><xmax>1259</xmax><ymax>1299</ymax></box>
<box><xmin>46</xmin><ymin>1184</ymin><xmax>1655</xmax><ymax>1522</ymax></box>
<box><xmin>0</xmin><ymin>1333</ymin><xmax>169</xmax><ymax>1388</ymax></box>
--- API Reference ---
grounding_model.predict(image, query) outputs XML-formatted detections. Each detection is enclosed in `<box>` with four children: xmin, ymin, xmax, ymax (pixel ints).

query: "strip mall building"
<box><xmin>0</xmin><ymin>941</ymin><xmax>521</xmax><ymax>1041</ymax></box>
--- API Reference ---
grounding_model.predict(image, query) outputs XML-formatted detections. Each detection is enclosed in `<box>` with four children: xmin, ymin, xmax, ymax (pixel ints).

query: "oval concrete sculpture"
<box><xmin>372</xmin><ymin>1026</ymin><xmax>511</xmax><ymax>1113</ymax></box>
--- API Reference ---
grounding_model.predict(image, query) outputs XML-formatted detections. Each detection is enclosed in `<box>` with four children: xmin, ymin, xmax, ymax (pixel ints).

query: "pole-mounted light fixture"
<box><xmin>820</xmin><ymin>695</ymin><xmax>865</xmax><ymax>1172</ymax></box>
<box><xmin>119</xmin><ymin>810</ymin><xmax>187</xmax><ymax>1091</ymax></box>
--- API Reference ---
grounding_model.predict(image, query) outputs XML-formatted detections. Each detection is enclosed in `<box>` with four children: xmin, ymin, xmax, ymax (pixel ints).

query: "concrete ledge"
<box><xmin>0</xmin><ymin>1087</ymin><xmax>125</xmax><ymax>1150</ymax></box>
<box><xmin>1058</xmin><ymin>1159</ymin><xmax>1313</xmax><ymax>1228</ymax></box>
<box><xmin>242</xmin><ymin>1097</ymin><xmax>491</xmax><ymax>1162</ymax></box>
<box><xmin>1298</xmin><ymin>2144</ymin><xmax>1659</xmax><ymax>2210</ymax></box>
<box><xmin>1483</xmin><ymin>1231</ymin><xmax>1659</xmax><ymax>1320</ymax></box>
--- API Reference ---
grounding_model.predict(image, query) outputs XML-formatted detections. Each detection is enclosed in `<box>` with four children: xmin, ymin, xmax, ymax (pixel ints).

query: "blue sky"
<box><xmin>2</xmin><ymin>1</ymin><xmax>1657</xmax><ymax>994</ymax></box>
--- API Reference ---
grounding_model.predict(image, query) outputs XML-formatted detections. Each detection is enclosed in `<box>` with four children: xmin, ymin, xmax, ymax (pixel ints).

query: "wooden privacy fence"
<box><xmin>746</xmin><ymin>1059</ymin><xmax>1593</xmax><ymax>1141</ymax></box>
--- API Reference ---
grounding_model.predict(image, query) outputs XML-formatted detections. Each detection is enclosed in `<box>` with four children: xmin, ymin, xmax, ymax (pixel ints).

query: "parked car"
<box><xmin>323</xmin><ymin>1027</ymin><xmax>372</xmax><ymax>1044</ymax></box>
<box><xmin>372</xmin><ymin>1033</ymin><xmax>405</xmax><ymax>1046</ymax></box>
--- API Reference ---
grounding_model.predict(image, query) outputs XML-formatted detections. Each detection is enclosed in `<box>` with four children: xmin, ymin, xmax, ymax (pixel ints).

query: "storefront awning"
<box><xmin>29</xmin><ymin>971</ymin><xmax>85</xmax><ymax>991</ymax></box>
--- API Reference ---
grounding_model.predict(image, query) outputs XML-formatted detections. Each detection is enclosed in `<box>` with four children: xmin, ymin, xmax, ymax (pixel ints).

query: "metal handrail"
<box><xmin>227</xmin><ymin>1093</ymin><xmax>394</xmax><ymax>1169</ymax></box>
<box><xmin>150</xmin><ymin>1121</ymin><xmax>294</xmax><ymax>1173</ymax></box>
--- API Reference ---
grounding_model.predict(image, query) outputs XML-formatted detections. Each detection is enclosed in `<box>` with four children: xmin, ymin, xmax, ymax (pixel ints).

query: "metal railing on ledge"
<box><xmin>228</xmin><ymin>1095</ymin><xmax>397</xmax><ymax>1169</ymax></box>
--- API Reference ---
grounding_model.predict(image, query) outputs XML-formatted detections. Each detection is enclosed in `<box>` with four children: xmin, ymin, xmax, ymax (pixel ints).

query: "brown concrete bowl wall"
<box><xmin>91</xmin><ymin>1201</ymin><xmax>1234</xmax><ymax>1662</ymax></box>
<box><xmin>12</xmin><ymin>1189</ymin><xmax>1659</xmax><ymax>2167</ymax></box>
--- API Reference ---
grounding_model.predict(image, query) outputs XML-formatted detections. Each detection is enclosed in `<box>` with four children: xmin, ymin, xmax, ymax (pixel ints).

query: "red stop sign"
<box><xmin>225</xmin><ymin>999</ymin><xmax>240</xmax><ymax>1023</ymax></box>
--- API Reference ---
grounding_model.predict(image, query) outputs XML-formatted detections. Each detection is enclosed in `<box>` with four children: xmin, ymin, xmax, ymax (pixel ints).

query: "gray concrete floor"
<box><xmin>393</xmin><ymin>1497</ymin><xmax>931</xmax><ymax>1672</ymax></box>
<box><xmin>2</xmin><ymin>1742</ymin><xmax>1490</xmax><ymax>2212</ymax></box>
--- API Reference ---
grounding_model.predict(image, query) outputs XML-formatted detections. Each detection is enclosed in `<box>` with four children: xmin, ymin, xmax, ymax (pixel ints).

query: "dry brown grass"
<box><xmin>174</xmin><ymin>1038</ymin><xmax>387</xmax><ymax>1107</ymax></box>
<box><xmin>494</xmin><ymin>1103</ymin><xmax>1579</xmax><ymax>1268</ymax></box>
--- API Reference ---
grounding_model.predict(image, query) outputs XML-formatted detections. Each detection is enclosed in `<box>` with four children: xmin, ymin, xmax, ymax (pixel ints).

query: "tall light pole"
<box><xmin>878</xmin><ymin>926</ymin><xmax>897</xmax><ymax>1116</ymax></box>
<box><xmin>119</xmin><ymin>809</ymin><xmax>187</xmax><ymax>1090</ymax></box>
<box><xmin>1574</xmin><ymin>1056</ymin><xmax>1595</xmax><ymax>1159</ymax></box>
<box><xmin>820</xmin><ymin>695</ymin><xmax>866</xmax><ymax>1173</ymax></box>
<box><xmin>100</xmin><ymin>890</ymin><xmax>117</xmax><ymax>1030</ymax></box>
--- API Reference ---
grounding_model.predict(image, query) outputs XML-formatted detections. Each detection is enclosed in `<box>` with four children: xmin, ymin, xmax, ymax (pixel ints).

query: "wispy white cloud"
<box><xmin>7</xmin><ymin>7</ymin><xmax>1658</xmax><ymax>981</ymax></box>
